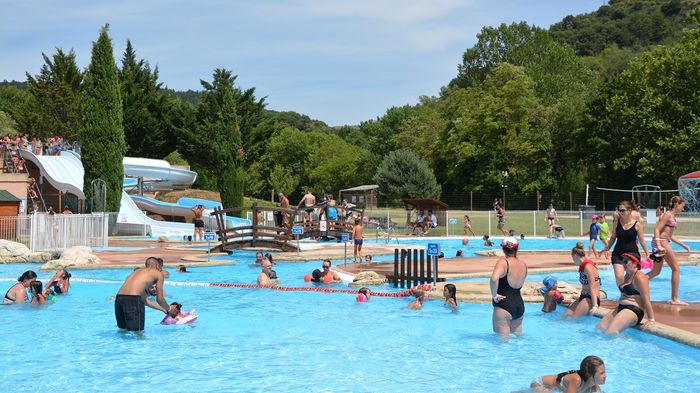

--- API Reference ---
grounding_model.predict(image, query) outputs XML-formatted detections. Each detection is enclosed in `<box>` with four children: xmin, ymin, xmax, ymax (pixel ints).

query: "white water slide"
<box><xmin>23</xmin><ymin>150</ymin><xmax>195</xmax><ymax>237</ymax></box>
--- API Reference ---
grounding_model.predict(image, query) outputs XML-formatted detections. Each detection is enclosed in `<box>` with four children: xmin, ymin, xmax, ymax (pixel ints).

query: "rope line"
<box><xmin>0</xmin><ymin>277</ymin><xmax>415</xmax><ymax>297</ymax></box>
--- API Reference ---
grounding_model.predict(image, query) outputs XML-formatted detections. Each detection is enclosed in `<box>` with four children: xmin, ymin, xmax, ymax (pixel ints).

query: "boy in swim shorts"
<box><xmin>351</xmin><ymin>219</ymin><xmax>363</xmax><ymax>264</ymax></box>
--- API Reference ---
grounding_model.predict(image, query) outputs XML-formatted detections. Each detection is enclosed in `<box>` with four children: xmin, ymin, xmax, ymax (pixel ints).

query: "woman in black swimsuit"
<box><xmin>490</xmin><ymin>237</ymin><xmax>527</xmax><ymax>338</ymax></box>
<box><xmin>3</xmin><ymin>270</ymin><xmax>37</xmax><ymax>304</ymax></box>
<box><xmin>597</xmin><ymin>253</ymin><xmax>655</xmax><ymax>334</ymax></box>
<box><xmin>601</xmin><ymin>200</ymin><xmax>649</xmax><ymax>287</ymax></box>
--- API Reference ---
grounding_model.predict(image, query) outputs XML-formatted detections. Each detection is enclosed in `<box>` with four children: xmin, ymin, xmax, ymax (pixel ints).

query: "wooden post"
<box><xmin>400</xmin><ymin>249</ymin><xmax>406</xmax><ymax>288</ymax></box>
<box><xmin>419</xmin><ymin>249</ymin><xmax>425</xmax><ymax>284</ymax></box>
<box><xmin>413</xmin><ymin>249</ymin><xmax>419</xmax><ymax>287</ymax></box>
<box><xmin>393</xmin><ymin>249</ymin><xmax>399</xmax><ymax>287</ymax></box>
<box><xmin>426</xmin><ymin>249</ymin><xmax>432</xmax><ymax>283</ymax></box>
<box><xmin>536</xmin><ymin>191</ymin><xmax>540</xmax><ymax>211</ymax></box>
<box><xmin>251</xmin><ymin>202</ymin><xmax>258</xmax><ymax>247</ymax></box>
<box><xmin>406</xmin><ymin>250</ymin><xmax>412</xmax><ymax>289</ymax></box>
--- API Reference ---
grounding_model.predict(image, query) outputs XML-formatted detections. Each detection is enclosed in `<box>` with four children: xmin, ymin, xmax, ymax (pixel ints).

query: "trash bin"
<box><xmin>579</xmin><ymin>205</ymin><xmax>596</xmax><ymax>219</ymax></box>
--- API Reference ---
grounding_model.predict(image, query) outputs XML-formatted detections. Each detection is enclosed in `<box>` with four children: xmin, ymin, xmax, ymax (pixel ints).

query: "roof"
<box><xmin>679</xmin><ymin>170</ymin><xmax>700</xmax><ymax>179</ymax></box>
<box><xmin>0</xmin><ymin>190</ymin><xmax>21</xmax><ymax>202</ymax></box>
<box><xmin>339</xmin><ymin>185</ymin><xmax>379</xmax><ymax>192</ymax></box>
<box><xmin>402</xmin><ymin>198</ymin><xmax>448</xmax><ymax>209</ymax></box>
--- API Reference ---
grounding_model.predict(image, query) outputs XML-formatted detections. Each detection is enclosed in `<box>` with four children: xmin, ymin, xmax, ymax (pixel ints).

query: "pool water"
<box><xmin>1</xmin><ymin>253</ymin><xmax>699</xmax><ymax>392</ymax></box>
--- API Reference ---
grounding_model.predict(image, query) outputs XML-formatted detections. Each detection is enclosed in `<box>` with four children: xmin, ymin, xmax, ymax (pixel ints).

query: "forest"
<box><xmin>1</xmin><ymin>0</ymin><xmax>700</xmax><ymax>209</ymax></box>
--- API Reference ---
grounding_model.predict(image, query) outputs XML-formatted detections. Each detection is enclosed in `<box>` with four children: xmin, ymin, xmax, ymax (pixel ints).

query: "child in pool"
<box><xmin>29</xmin><ymin>280</ymin><xmax>47</xmax><ymax>305</ymax></box>
<box><xmin>531</xmin><ymin>355</ymin><xmax>606</xmax><ymax>392</ymax></box>
<box><xmin>482</xmin><ymin>235</ymin><xmax>494</xmax><ymax>247</ymax></box>
<box><xmin>540</xmin><ymin>276</ymin><xmax>564</xmax><ymax>313</ymax></box>
<box><xmin>356</xmin><ymin>287</ymin><xmax>371</xmax><ymax>302</ymax></box>
<box><xmin>408</xmin><ymin>288</ymin><xmax>426</xmax><ymax>309</ymax></box>
<box><xmin>443</xmin><ymin>283</ymin><xmax>458</xmax><ymax>311</ymax></box>
<box><xmin>162</xmin><ymin>302</ymin><xmax>185</xmax><ymax>324</ymax></box>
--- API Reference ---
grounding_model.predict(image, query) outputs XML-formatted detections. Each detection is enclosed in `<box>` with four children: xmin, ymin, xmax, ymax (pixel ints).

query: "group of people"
<box><xmin>1</xmin><ymin>135</ymin><xmax>73</xmax><ymax>173</ymax></box>
<box><xmin>3</xmin><ymin>269</ymin><xmax>71</xmax><ymax>305</ymax></box>
<box><xmin>408</xmin><ymin>209</ymin><xmax>438</xmax><ymax>235</ymax></box>
<box><xmin>492</xmin><ymin>197</ymin><xmax>691</xmax><ymax>344</ymax></box>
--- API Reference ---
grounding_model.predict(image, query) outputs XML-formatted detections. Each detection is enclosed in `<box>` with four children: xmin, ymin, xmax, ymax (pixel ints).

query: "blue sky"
<box><xmin>1</xmin><ymin>0</ymin><xmax>605</xmax><ymax>126</ymax></box>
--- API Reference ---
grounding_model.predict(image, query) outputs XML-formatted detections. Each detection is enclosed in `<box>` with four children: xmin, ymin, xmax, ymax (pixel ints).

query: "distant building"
<box><xmin>339</xmin><ymin>185</ymin><xmax>379</xmax><ymax>209</ymax></box>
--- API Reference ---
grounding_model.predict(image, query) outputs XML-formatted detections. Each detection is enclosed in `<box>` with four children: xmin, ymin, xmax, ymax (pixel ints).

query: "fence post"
<box><xmin>488</xmin><ymin>210</ymin><xmax>492</xmax><ymax>237</ymax></box>
<box><xmin>446</xmin><ymin>210</ymin><xmax>449</xmax><ymax>237</ymax></box>
<box><xmin>579</xmin><ymin>209</ymin><xmax>583</xmax><ymax>236</ymax></box>
<box><xmin>533</xmin><ymin>210</ymin><xmax>536</xmax><ymax>237</ymax></box>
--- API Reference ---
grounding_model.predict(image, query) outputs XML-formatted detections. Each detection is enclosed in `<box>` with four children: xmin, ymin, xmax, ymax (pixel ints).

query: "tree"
<box><xmin>20</xmin><ymin>48</ymin><xmax>83</xmax><ymax>139</ymax></box>
<box><xmin>119</xmin><ymin>40</ymin><xmax>179</xmax><ymax>158</ymax></box>
<box><xmin>177</xmin><ymin>69</ymin><xmax>251</xmax><ymax>213</ymax></box>
<box><xmin>373</xmin><ymin>149</ymin><xmax>441</xmax><ymax>205</ymax></box>
<box><xmin>80</xmin><ymin>25</ymin><xmax>127</xmax><ymax>212</ymax></box>
<box><xmin>268</xmin><ymin>165</ymin><xmax>299</xmax><ymax>196</ymax></box>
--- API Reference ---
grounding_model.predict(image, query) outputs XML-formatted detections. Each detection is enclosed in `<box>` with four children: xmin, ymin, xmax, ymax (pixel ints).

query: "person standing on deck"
<box><xmin>191</xmin><ymin>204</ymin><xmax>205</xmax><ymax>242</ymax></box>
<box><xmin>297</xmin><ymin>190</ymin><xmax>316</xmax><ymax>221</ymax></box>
<box><xmin>351</xmin><ymin>218</ymin><xmax>364</xmax><ymax>264</ymax></box>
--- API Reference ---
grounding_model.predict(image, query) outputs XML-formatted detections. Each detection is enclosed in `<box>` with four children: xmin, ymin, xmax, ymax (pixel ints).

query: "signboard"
<box><xmin>203</xmin><ymin>232</ymin><xmax>216</xmax><ymax>241</ymax></box>
<box><xmin>341</xmin><ymin>232</ymin><xmax>350</xmax><ymax>242</ymax></box>
<box><xmin>319</xmin><ymin>220</ymin><xmax>327</xmax><ymax>231</ymax></box>
<box><xmin>448</xmin><ymin>218</ymin><xmax>458</xmax><ymax>225</ymax></box>
<box><xmin>427</xmin><ymin>243</ymin><xmax>440</xmax><ymax>256</ymax></box>
<box><xmin>292</xmin><ymin>226</ymin><xmax>304</xmax><ymax>235</ymax></box>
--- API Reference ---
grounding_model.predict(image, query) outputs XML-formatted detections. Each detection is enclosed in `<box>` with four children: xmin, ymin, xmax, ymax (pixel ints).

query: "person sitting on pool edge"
<box><xmin>531</xmin><ymin>355</ymin><xmax>606</xmax><ymax>393</ymax></box>
<box><xmin>114</xmin><ymin>257</ymin><xmax>171</xmax><ymax>332</ymax></box>
<box><xmin>319</xmin><ymin>259</ymin><xmax>342</xmax><ymax>283</ymax></box>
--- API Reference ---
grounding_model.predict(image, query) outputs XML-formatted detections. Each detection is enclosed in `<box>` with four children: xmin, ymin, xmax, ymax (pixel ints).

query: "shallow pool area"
<box><xmin>1</xmin><ymin>251</ymin><xmax>700</xmax><ymax>392</ymax></box>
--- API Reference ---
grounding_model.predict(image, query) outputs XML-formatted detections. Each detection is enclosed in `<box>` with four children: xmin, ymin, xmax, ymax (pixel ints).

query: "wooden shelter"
<box><xmin>339</xmin><ymin>185</ymin><xmax>378</xmax><ymax>209</ymax></box>
<box><xmin>402</xmin><ymin>198</ymin><xmax>449</xmax><ymax>229</ymax></box>
<box><xmin>0</xmin><ymin>189</ymin><xmax>21</xmax><ymax>216</ymax></box>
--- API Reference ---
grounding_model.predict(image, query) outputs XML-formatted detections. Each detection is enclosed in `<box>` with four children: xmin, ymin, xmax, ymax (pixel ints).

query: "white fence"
<box><xmin>0</xmin><ymin>213</ymin><xmax>108</xmax><ymax>252</ymax></box>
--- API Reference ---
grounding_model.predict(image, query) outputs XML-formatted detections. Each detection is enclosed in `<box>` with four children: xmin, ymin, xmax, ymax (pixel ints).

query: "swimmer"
<box><xmin>29</xmin><ymin>280</ymin><xmax>47</xmax><ymax>305</ymax></box>
<box><xmin>490</xmin><ymin>237</ymin><xmax>527</xmax><ymax>338</ymax></box>
<box><xmin>456</xmin><ymin>250</ymin><xmax>464</xmax><ymax>257</ymax></box>
<box><xmin>357</xmin><ymin>287</ymin><xmax>371</xmax><ymax>302</ymax></box>
<box><xmin>597</xmin><ymin>253</ymin><xmax>655</xmax><ymax>334</ymax></box>
<box><xmin>45</xmin><ymin>269</ymin><xmax>71</xmax><ymax>295</ymax></box>
<box><xmin>462</xmin><ymin>238</ymin><xmax>469</xmax><ymax>246</ymax></box>
<box><xmin>482</xmin><ymin>235</ymin><xmax>494</xmax><ymax>247</ymax></box>
<box><xmin>531</xmin><ymin>355</ymin><xmax>606</xmax><ymax>393</ymax></box>
<box><xmin>176</xmin><ymin>265</ymin><xmax>187</xmax><ymax>273</ymax></box>
<box><xmin>443</xmin><ymin>283</ymin><xmax>458</xmax><ymax>311</ymax></box>
<box><xmin>3</xmin><ymin>270</ymin><xmax>37</xmax><ymax>304</ymax></box>
<box><xmin>408</xmin><ymin>288</ymin><xmax>426</xmax><ymax>310</ymax></box>
<box><xmin>539</xmin><ymin>276</ymin><xmax>563</xmax><ymax>313</ymax></box>
<box><xmin>253</xmin><ymin>251</ymin><xmax>264</xmax><ymax>266</ymax></box>
<box><xmin>364</xmin><ymin>254</ymin><xmax>372</xmax><ymax>265</ymax></box>
<box><xmin>257</xmin><ymin>260</ymin><xmax>278</xmax><ymax>286</ymax></box>
<box><xmin>163</xmin><ymin>302</ymin><xmax>184</xmax><ymax>324</ymax></box>
<box><xmin>320</xmin><ymin>259</ymin><xmax>342</xmax><ymax>283</ymax></box>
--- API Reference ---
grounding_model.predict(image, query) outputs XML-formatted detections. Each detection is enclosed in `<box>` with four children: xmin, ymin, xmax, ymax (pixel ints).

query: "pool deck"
<box><xmin>338</xmin><ymin>251</ymin><xmax>700</xmax><ymax>347</ymax></box>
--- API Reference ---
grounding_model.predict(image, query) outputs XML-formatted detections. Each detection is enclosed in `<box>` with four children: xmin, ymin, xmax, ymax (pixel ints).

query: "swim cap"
<box><xmin>539</xmin><ymin>275</ymin><xmax>557</xmax><ymax>295</ymax></box>
<box><xmin>356</xmin><ymin>293</ymin><xmax>368</xmax><ymax>302</ymax></box>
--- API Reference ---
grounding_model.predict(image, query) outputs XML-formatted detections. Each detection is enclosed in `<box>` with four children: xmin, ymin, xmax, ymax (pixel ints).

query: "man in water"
<box><xmin>114</xmin><ymin>257</ymin><xmax>170</xmax><ymax>332</ymax></box>
<box><xmin>319</xmin><ymin>259</ymin><xmax>342</xmax><ymax>283</ymax></box>
<box><xmin>257</xmin><ymin>260</ymin><xmax>279</xmax><ymax>286</ymax></box>
<box><xmin>191</xmin><ymin>204</ymin><xmax>205</xmax><ymax>241</ymax></box>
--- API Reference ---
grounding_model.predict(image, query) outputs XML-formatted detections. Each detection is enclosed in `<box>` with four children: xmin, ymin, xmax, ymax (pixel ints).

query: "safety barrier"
<box><xmin>0</xmin><ymin>277</ymin><xmax>415</xmax><ymax>297</ymax></box>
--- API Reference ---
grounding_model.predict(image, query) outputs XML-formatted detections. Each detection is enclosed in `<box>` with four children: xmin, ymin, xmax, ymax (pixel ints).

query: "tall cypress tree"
<box><xmin>80</xmin><ymin>25</ymin><xmax>126</xmax><ymax>212</ymax></box>
<box><xmin>119</xmin><ymin>40</ymin><xmax>177</xmax><ymax>158</ymax></box>
<box><xmin>177</xmin><ymin>69</ymin><xmax>246</xmax><ymax>214</ymax></box>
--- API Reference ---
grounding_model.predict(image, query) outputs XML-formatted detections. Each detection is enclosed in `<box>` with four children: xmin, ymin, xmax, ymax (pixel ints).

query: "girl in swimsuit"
<box><xmin>565</xmin><ymin>247</ymin><xmax>601</xmax><ymax>318</ymax></box>
<box><xmin>490</xmin><ymin>237</ymin><xmax>527</xmax><ymax>338</ymax></box>
<box><xmin>597</xmin><ymin>253</ymin><xmax>655</xmax><ymax>334</ymax></box>
<box><xmin>3</xmin><ymin>270</ymin><xmax>37</xmax><ymax>304</ymax></box>
<box><xmin>601</xmin><ymin>200</ymin><xmax>649</xmax><ymax>287</ymax></box>
<box><xmin>647</xmin><ymin>196</ymin><xmax>690</xmax><ymax>305</ymax></box>
<box><xmin>531</xmin><ymin>355</ymin><xmax>606</xmax><ymax>392</ymax></box>
<box><xmin>45</xmin><ymin>269</ymin><xmax>71</xmax><ymax>295</ymax></box>
<box><xmin>29</xmin><ymin>280</ymin><xmax>47</xmax><ymax>305</ymax></box>
<box><xmin>443</xmin><ymin>283</ymin><xmax>458</xmax><ymax>312</ymax></box>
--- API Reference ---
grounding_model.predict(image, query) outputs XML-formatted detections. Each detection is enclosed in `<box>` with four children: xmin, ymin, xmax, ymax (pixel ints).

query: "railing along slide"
<box><xmin>209</xmin><ymin>203</ymin><xmax>363</xmax><ymax>252</ymax></box>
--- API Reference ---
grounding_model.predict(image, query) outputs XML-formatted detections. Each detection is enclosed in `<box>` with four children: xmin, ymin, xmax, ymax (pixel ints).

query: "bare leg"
<box><xmin>604</xmin><ymin>308</ymin><xmax>639</xmax><ymax>334</ymax></box>
<box><xmin>612</xmin><ymin>263</ymin><xmax>625</xmax><ymax>287</ymax></box>
<box><xmin>664</xmin><ymin>249</ymin><xmax>687</xmax><ymax>305</ymax></box>
<box><xmin>468</xmin><ymin>228</ymin><xmax>476</xmax><ymax>237</ymax></box>
<box><xmin>510</xmin><ymin>316</ymin><xmax>523</xmax><ymax>336</ymax></box>
<box><xmin>492</xmin><ymin>307</ymin><xmax>513</xmax><ymax>339</ymax></box>
<box><xmin>596</xmin><ymin>309</ymin><xmax>615</xmax><ymax>331</ymax></box>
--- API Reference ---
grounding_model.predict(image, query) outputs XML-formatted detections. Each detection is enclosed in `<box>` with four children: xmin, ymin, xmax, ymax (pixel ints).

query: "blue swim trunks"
<box><xmin>354</xmin><ymin>239</ymin><xmax>363</xmax><ymax>245</ymax></box>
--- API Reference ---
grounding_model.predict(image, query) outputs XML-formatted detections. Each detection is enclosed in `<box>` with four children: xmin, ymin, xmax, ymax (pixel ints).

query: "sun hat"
<box><xmin>500</xmin><ymin>236</ymin><xmax>519</xmax><ymax>248</ymax></box>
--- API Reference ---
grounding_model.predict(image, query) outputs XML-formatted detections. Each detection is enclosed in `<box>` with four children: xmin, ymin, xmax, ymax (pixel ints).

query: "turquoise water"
<box><xmin>1</xmin><ymin>252</ymin><xmax>700</xmax><ymax>392</ymax></box>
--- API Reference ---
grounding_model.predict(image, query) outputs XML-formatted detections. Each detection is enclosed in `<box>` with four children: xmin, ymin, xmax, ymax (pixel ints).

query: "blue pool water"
<box><xmin>1</xmin><ymin>250</ymin><xmax>699</xmax><ymax>392</ymax></box>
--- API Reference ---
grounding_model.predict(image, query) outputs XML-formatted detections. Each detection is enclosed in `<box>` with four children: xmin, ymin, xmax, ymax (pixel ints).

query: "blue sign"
<box><xmin>341</xmin><ymin>232</ymin><xmax>350</xmax><ymax>242</ymax></box>
<box><xmin>448</xmin><ymin>218</ymin><xmax>458</xmax><ymax>225</ymax></box>
<box><xmin>427</xmin><ymin>243</ymin><xmax>440</xmax><ymax>256</ymax></box>
<box><xmin>292</xmin><ymin>226</ymin><xmax>304</xmax><ymax>235</ymax></box>
<box><xmin>203</xmin><ymin>232</ymin><xmax>216</xmax><ymax>241</ymax></box>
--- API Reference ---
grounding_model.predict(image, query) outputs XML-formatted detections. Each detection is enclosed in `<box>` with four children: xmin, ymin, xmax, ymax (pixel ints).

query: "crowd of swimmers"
<box><xmin>3</xmin><ymin>268</ymin><xmax>71</xmax><ymax>304</ymax></box>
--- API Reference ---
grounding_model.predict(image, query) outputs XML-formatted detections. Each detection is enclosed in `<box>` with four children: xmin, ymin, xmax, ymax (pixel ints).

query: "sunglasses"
<box><xmin>618</xmin><ymin>208</ymin><xmax>627</xmax><ymax>213</ymax></box>
<box><xmin>322</xmin><ymin>265</ymin><xmax>330</xmax><ymax>269</ymax></box>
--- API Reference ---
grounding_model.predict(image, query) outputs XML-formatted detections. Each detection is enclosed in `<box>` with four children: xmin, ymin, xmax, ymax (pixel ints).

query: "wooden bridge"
<box><xmin>209</xmin><ymin>203</ymin><xmax>364</xmax><ymax>252</ymax></box>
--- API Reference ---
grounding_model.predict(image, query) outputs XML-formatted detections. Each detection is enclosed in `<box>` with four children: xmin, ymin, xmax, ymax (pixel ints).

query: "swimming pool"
<box><xmin>1</xmin><ymin>255</ymin><xmax>699</xmax><ymax>392</ymax></box>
